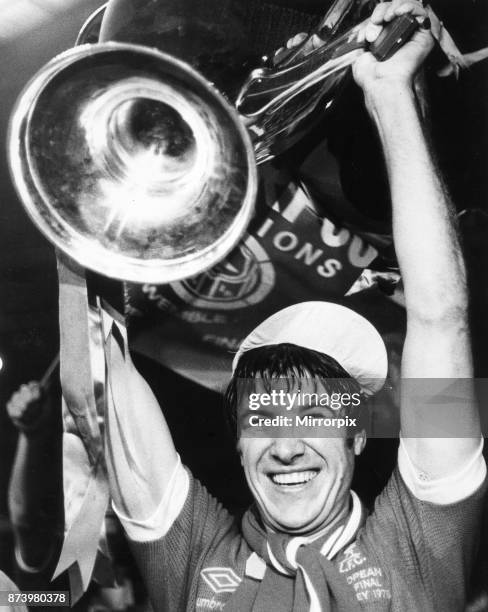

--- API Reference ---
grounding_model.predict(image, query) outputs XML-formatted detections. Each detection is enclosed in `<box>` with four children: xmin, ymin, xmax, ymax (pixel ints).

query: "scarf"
<box><xmin>225</xmin><ymin>492</ymin><xmax>364</xmax><ymax>612</ymax></box>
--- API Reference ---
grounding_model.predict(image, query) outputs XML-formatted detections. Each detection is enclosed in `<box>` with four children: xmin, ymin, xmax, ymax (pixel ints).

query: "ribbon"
<box><xmin>53</xmin><ymin>254</ymin><xmax>111</xmax><ymax>602</ymax></box>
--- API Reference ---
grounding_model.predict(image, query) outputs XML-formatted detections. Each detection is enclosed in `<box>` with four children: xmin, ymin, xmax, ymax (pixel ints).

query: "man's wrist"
<box><xmin>14</xmin><ymin>401</ymin><xmax>52</xmax><ymax>437</ymax></box>
<box><xmin>363</xmin><ymin>81</ymin><xmax>416</xmax><ymax>118</ymax></box>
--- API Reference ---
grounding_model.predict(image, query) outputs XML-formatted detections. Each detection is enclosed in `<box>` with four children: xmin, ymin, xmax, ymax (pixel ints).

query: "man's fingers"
<box><xmin>7</xmin><ymin>394</ymin><xmax>24</xmax><ymax>415</ymax></box>
<box><xmin>309</xmin><ymin>34</ymin><xmax>323</xmax><ymax>51</ymax></box>
<box><xmin>368</xmin><ymin>1</ymin><xmax>427</xmax><ymax>27</ymax></box>
<box><xmin>275</xmin><ymin>32</ymin><xmax>308</xmax><ymax>61</ymax></box>
<box><xmin>369</xmin><ymin>2</ymin><xmax>389</xmax><ymax>25</ymax></box>
<box><xmin>275</xmin><ymin>31</ymin><xmax>324</xmax><ymax>64</ymax></box>
<box><xmin>361</xmin><ymin>1</ymin><xmax>428</xmax><ymax>45</ymax></box>
<box><xmin>21</xmin><ymin>382</ymin><xmax>41</xmax><ymax>401</ymax></box>
<box><xmin>27</xmin><ymin>381</ymin><xmax>41</xmax><ymax>398</ymax></box>
<box><xmin>386</xmin><ymin>1</ymin><xmax>426</xmax><ymax>21</ymax></box>
<box><xmin>6</xmin><ymin>401</ymin><xmax>19</xmax><ymax>419</ymax></box>
<box><xmin>286</xmin><ymin>32</ymin><xmax>307</xmax><ymax>49</ymax></box>
<box><xmin>6</xmin><ymin>382</ymin><xmax>43</xmax><ymax>422</ymax></box>
<box><xmin>364</xmin><ymin>22</ymin><xmax>383</xmax><ymax>44</ymax></box>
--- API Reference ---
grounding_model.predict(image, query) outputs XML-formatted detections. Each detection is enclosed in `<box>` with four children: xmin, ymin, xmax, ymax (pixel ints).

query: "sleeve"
<box><xmin>364</xmin><ymin>449</ymin><xmax>487</xmax><ymax>611</ymax></box>
<box><xmin>127</xmin><ymin>469</ymin><xmax>237</xmax><ymax>612</ymax></box>
<box><xmin>112</xmin><ymin>454</ymin><xmax>190</xmax><ymax>542</ymax></box>
<box><xmin>398</xmin><ymin>437</ymin><xmax>487</xmax><ymax>505</ymax></box>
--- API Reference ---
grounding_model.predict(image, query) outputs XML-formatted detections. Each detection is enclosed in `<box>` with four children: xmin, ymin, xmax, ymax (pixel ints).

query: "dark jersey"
<box><xmin>127</xmin><ymin>462</ymin><xmax>486</xmax><ymax>612</ymax></box>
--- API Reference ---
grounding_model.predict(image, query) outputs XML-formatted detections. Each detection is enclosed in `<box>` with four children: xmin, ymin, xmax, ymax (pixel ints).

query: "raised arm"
<box><xmin>58</xmin><ymin>255</ymin><xmax>182</xmax><ymax>535</ymax></box>
<box><xmin>7</xmin><ymin>382</ymin><xmax>62</xmax><ymax>571</ymax></box>
<box><xmin>103</xmin><ymin>319</ymin><xmax>183</xmax><ymax>525</ymax></box>
<box><xmin>353</xmin><ymin>0</ymin><xmax>481</xmax><ymax>477</ymax></box>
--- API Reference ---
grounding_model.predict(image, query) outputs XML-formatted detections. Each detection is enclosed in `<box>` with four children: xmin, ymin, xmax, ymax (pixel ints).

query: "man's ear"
<box><xmin>353</xmin><ymin>430</ymin><xmax>366</xmax><ymax>456</ymax></box>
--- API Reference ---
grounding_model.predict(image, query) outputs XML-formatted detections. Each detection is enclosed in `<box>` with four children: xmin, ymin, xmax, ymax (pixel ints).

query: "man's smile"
<box><xmin>268</xmin><ymin>468</ymin><xmax>320</xmax><ymax>487</ymax></box>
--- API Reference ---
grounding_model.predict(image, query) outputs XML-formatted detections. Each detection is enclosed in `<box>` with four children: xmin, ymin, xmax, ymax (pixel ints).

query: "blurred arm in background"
<box><xmin>6</xmin><ymin>379</ymin><xmax>63</xmax><ymax>574</ymax></box>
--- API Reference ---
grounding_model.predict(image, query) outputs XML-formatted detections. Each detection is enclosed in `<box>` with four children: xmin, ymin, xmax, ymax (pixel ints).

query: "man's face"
<box><xmin>237</xmin><ymin>379</ymin><xmax>365</xmax><ymax>534</ymax></box>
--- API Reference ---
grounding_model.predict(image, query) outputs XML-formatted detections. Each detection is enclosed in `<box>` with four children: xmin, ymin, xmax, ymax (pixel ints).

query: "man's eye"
<box><xmin>252</xmin><ymin>408</ymin><xmax>275</xmax><ymax>418</ymax></box>
<box><xmin>304</xmin><ymin>408</ymin><xmax>336</xmax><ymax>418</ymax></box>
<box><xmin>304</xmin><ymin>410</ymin><xmax>324</xmax><ymax>418</ymax></box>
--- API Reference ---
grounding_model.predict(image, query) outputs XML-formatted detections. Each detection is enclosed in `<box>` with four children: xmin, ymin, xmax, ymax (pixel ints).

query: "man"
<box><xmin>113</xmin><ymin>0</ymin><xmax>407</xmax><ymax>507</ymax></box>
<box><xmin>101</xmin><ymin>1</ymin><xmax>486</xmax><ymax>610</ymax></box>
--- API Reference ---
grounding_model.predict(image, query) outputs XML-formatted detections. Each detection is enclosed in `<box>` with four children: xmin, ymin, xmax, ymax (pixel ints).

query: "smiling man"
<box><xmin>102</xmin><ymin>2</ymin><xmax>486</xmax><ymax>610</ymax></box>
<box><xmin>225</xmin><ymin>304</ymin><xmax>386</xmax><ymax>540</ymax></box>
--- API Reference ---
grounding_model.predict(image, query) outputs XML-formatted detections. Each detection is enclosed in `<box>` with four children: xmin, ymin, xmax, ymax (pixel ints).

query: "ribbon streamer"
<box><xmin>54</xmin><ymin>255</ymin><xmax>111</xmax><ymax>602</ymax></box>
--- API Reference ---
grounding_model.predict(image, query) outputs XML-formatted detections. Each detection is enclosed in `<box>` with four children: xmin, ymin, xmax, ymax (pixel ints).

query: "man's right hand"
<box><xmin>6</xmin><ymin>382</ymin><xmax>49</xmax><ymax>433</ymax></box>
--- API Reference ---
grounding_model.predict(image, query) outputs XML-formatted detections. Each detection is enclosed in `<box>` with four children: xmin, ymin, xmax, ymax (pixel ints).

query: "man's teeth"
<box><xmin>271</xmin><ymin>470</ymin><xmax>318</xmax><ymax>485</ymax></box>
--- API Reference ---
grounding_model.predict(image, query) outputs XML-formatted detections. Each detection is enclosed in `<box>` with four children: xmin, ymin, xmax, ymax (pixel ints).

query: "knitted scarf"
<box><xmin>225</xmin><ymin>492</ymin><xmax>364</xmax><ymax>612</ymax></box>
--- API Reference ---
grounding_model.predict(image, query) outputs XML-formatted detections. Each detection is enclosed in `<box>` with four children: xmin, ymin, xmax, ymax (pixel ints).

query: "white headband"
<box><xmin>233</xmin><ymin>302</ymin><xmax>387</xmax><ymax>395</ymax></box>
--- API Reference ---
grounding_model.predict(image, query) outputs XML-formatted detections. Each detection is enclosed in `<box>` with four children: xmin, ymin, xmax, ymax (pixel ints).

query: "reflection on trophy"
<box><xmin>8</xmin><ymin>0</ymin><xmax>418</xmax><ymax>284</ymax></box>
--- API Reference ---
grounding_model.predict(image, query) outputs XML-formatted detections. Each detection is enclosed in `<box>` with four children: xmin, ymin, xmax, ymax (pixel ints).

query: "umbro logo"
<box><xmin>200</xmin><ymin>567</ymin><xmax>242</xmax><ymax>594</ymax></box>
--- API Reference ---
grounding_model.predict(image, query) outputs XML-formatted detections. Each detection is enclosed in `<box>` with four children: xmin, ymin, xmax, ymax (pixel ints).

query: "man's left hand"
<box><xmin>353</xmin><ymin>1</ymin><xmax>434</xmax><ymax>94</ymax></box>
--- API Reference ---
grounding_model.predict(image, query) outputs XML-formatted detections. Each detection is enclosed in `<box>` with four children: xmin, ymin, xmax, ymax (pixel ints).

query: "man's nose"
<box><xmin>269</xmin><ymin>438</ymin><xmax>306</xmax><ymax>463</ymax></box>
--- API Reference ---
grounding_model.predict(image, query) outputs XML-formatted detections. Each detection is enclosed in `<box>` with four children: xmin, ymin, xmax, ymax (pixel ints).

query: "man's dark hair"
<box><xmin>224</xmin><ymin>343</ymin><xmax>364</xmax><ymax>440</ymax></box>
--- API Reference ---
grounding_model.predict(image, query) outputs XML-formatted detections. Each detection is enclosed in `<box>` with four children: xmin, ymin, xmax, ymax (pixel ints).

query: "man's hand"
<box><xmin>6</xmin><ymin>382</ymin><xmax>50</xmax><ymax>433</ymax></box>
<box><xmin>273</xmin><ymin>32</ymin><xmax>323</xmax><ymax>65</ymax></box>
<box><xmin>353</xmin><ymin>1</ymin><xmax>433</xmax><ymax>95</ymax></box>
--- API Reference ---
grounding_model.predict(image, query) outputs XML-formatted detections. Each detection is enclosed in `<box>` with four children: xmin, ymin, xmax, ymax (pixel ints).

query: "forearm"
<box><xmin>8</xmin><ymin>433</ymin><xmax>62</xmax><ymax>567</ymax></box>
<box><xmin>353</xmin><ymin>0</ymin><xmax>480</xmax><ymax>479</ymax></box>
<box><xmin>9</xmin><ymin>435</ymin><xmax>48</xmax><ymax>522</ymax></box>
<box><xmin>366</xmin><ymin>85</ymin><xmax>467</xmax><ymax>321</ymax></box>
<box><xmin>104</xmin><ymin>326</ymin><xmax>179</xmax><ymax>521</ymax></box>
<box><xmin>368</xmin><ymin>85</ymin><xmax>480</xmax><ymax>471</ymax></box>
